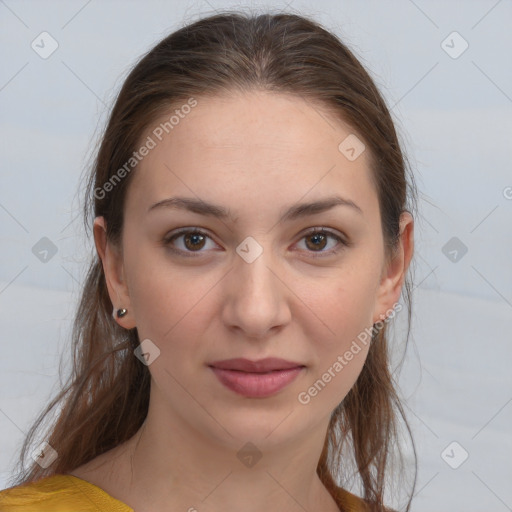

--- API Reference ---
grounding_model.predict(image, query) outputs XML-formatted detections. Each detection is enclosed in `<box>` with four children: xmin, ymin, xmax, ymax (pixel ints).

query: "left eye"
<box><xmin>163</xmin><ymin>228</ymin><xmax>346</xmax><ymax>257</ymax></box>
<box><xmin>295</xmin><ymin>228</ymin><xmax>346</xmax><ymax>255</ymax></box>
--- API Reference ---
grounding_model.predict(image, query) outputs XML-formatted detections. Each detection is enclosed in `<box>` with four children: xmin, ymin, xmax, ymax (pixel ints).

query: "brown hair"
<box><xmin>9</xmin><ymin>9</ymin><xmax>418</xmax><ymax>511</ymax></box>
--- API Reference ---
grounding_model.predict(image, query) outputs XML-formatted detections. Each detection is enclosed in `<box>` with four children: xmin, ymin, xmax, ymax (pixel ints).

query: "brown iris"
<box><xmin>183</xmin><ymin>232</ymin><xmax>207</xmax><ymax>251</ymax></box>
<box><xmin>305</xmin><ymin>232</ymin><xmax>328</xmax><ymax>251</ymax></box>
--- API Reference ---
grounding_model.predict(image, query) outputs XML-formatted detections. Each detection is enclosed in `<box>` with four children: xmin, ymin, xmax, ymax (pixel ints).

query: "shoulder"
<box><xmin>334</xmin><ymin>485</ymin><xmax>395</xmax><ymax>512</ymax></box>
<box><xmin>0</xmin><ymin>474</ymin><xmax>133</xmax><ymax>512</ymax></box>
<box><xmin>336</xmin><ymin>486</ymin><xmax>368</xmax><ymax>511</ymax></box>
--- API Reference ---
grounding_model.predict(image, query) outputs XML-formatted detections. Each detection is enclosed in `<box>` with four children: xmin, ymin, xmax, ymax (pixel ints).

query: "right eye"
<box><xmin>162</xmin><ymin>228</ymin><xmax>221</xmax><ymax>256</ymax></box>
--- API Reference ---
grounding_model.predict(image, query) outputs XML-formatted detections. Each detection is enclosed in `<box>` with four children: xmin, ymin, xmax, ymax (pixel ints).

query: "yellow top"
<box><xmin>0</xmin><ymin>475</ymin><xmax>133</xmax><ymax>512</ymax></box>
<box><xmin>0</xmin><ymin>474</ymin><xmax>370</xmax><ymax>511</ymax></box>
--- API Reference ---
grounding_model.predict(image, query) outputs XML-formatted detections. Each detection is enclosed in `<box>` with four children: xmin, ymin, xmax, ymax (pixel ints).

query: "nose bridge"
<box><xmin>223</xmin><ymin>240</ymin><xmax>290</xmax><ymax>337</ymax></box>
<box><xmin>237</xmin><ymin>248</ymin><xmax>275</xmax><ymax>296</ymax></box>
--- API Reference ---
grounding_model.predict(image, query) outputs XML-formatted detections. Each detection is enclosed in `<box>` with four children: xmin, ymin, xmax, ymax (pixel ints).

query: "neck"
<box><xmin>103</xmin><ymin>388</ymin><xmax>340</xmax><ymax>512</ymax></box>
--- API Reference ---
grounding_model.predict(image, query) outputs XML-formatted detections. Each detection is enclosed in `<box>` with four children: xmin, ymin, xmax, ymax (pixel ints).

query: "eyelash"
<box><xmin>162</xmin><ymin>227</ymin><xmax>349</xmax><ymax>258</ymax></box>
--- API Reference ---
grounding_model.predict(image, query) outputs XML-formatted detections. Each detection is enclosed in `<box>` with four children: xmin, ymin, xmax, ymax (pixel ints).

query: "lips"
<box><xmin>209</xmin><ymin>357</ymin><xmax>304</xmax><ymax>373</ymax></box>
<box><xmin>208</xmin><ymin>358</ymin><xmax>305</xmax><ymax>398</ymax></box>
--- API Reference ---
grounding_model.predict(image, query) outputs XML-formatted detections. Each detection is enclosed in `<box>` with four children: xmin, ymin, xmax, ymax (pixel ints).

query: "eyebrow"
<box><xmin>147</xmin><ymin>195</ymin><xmax>363</xmax><ymax>222</ymax></box>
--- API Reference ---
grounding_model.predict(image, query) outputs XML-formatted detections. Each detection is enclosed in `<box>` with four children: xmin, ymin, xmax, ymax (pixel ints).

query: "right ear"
<box><xmin>93</xmin><ymin>216</ymin><xmax>136</xmax><ymax>329</ymax></box>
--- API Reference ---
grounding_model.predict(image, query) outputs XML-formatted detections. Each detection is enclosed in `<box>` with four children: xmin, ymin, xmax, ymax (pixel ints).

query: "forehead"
<box><xmin>125</xmin><ymin>90</ymin><xmax>378</xmax><ymax>221</ymax></box>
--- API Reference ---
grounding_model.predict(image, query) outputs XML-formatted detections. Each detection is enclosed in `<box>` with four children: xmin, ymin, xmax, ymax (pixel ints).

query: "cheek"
<box><xmin>129</xmin><ymin>271</ymin><xmax>202</xmax><ymax>342</ymax></box>
<box><xmin>301</xmin><ymin>264</ymin><xmax>379</xmax><ymax>347</ymax></box>
<box><xmin>296</xmin><ymin>263</ymin><xmax>378</xmax><ymax>401</ymax></box>
<box><xmin>125</xmin><ymin>243</ymin><xmax>219</xmax><ymax>356</ymax></box>
<box><xmin>299</xmin><ymin>284</ymin><xmax>374</xmax><ymax>410</ymax></box>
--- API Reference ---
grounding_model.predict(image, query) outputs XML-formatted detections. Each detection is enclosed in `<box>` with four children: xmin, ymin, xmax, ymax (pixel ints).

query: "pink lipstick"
<box><xmin>208</xmin><ymin>357</ymin><xmax>305</xmax><ymax>398</ymax></box>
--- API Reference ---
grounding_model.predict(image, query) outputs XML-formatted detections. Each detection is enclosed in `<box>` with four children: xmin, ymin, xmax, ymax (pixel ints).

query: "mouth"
<box><xmin>208</xmin><ymin>358</ymin><xmax>306</xmax><ymax>398</ymax></box>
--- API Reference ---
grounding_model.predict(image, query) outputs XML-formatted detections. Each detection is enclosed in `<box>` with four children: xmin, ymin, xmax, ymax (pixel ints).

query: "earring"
<box><xmin>116</xmin><ymin>308</ymin><xmax>128</xmax><ymax>318</ymax></box>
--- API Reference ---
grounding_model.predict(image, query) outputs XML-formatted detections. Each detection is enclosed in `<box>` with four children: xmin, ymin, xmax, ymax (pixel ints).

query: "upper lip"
<box><xmin>209</xmin><ymin>357</ymin><xmax>305</xmax><ymax>373</ymax></box>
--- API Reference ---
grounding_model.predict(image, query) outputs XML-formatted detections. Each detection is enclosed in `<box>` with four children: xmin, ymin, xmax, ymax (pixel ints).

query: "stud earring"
<box><xmin>113</xmin><ymin>306</ymin><xmax>128</xmax><ymax>319</ymax></box>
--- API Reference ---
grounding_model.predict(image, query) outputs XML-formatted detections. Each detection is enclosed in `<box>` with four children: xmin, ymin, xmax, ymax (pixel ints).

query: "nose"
<box><xmin>221</xmin><ymin>247</ymin><xmax>292</xmax><ymax>340</ymax></box>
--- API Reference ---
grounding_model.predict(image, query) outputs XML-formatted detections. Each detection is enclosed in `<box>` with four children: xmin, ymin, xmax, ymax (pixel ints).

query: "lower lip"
<box><xmin>209</xmin><ymin>366</ymin><xmax>304</xmax><ymax>398</ymax></box>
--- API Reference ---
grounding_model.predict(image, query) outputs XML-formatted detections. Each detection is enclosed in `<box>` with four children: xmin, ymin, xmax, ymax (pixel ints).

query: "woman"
<box><xmin>0</xmin><ymin>10</ymin><xmax>417</xmax><ymax>512</ymax></box>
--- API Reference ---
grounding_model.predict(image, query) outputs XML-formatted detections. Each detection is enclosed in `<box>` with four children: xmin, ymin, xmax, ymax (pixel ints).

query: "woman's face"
<box><xmin>96</xmin><ymin>90</ymin><xmax>411</xmax><ymax>449</ymax></box>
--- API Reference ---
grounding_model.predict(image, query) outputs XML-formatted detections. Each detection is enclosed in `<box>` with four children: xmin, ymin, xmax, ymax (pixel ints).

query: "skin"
<box><xmin>70</xmin><ymin>90</ymin><xmax>414</xmax><ymax>512</ymax></box>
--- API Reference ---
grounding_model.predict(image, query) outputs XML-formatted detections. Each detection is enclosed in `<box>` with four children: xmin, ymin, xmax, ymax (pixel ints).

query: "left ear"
<box><xmin>372</xmin><ymin>211</ymin><xmax>414</xmax><ymax>324</ymax></box>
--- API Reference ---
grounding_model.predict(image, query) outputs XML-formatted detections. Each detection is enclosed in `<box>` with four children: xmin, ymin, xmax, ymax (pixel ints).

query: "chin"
<box><xmin>201</xmin><ymin>403</ymin><xmax>309</xmax><ymax>448</ymax></box>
